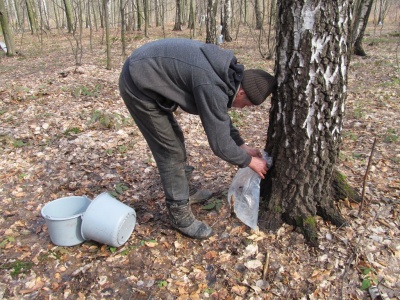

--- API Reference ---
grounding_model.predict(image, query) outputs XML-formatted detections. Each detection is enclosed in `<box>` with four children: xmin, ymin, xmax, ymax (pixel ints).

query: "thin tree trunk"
<box><xmin>53</xmin><ymin>0</ymin><xmax>61</xmax><ymax>30</ymax></box>
<box><xmin>120</xmin><ymin>0</ymin><xmax>126</xmax><ymax>55</ymax></box>
<box><xmin>25</xmin><ymin>0</ymin><xmax>38</xmax><ymax>34</ymax></box>
<box><xmin>205</xmin><ymin>0</ymin><xmax>217</xmax><ymax>43</ymax></box>
<box><xmin>254</xmin><ymin>0</ymin><xmax>262</xmax><ymax>29</ymax></box>
<box><xmin>155</xmin><ymin>0</ymin><xmax>160</xmax><ymax>26</ymax></box>
<box><xmin>63</xmin><ymin>0</ymin><xmax>74</xmax><ymax>33</ymax></box>
<box><xmin>88</xmin><ymin>0</ymin><xmax>93</xmax><ymax>50</ymax></box>
<box><xmin>173</xmin><ymin>0</ymin><xmax>182</xmax><ymax>30</ymax></box>
<box><xmin>0</xmin><ymin>0</ymin><xmax>16</xmax><ymax>56</ymax></box>
<box><xmin>144</xmin><ymin>0</ymin><xmax>149</xmax><ymax>37</ymax></box>
<box><xmin>103</xmin><ymin>0</ymin><xmax>111</xmax><ymax>69</ymax></box>
<box><xmin>352</xmin><ymin>0</ymin><xmax>374</xmax><ymax>56</ymax></box>
<box><xmin>222</xmin><ymin>0</ymin><xmax>232</xmax><ymax>42</ymax></box>
<box><xmin>136</xmin><ymin>0</ymin><xmax>142</xmax><ymax>30</ymax></box>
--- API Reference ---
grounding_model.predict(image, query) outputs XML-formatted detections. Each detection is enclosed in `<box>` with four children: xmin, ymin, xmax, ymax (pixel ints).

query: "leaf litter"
<box><xmin>0</xmin><ymin>25</ymin><xmax>399</xmax><ymax>299</ymax></box>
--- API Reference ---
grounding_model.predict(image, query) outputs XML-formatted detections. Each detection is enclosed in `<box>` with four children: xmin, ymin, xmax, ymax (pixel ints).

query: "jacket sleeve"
<box><xmin>194</xmin><ymin>83</ymin><xmax>251</xmax><ymax>168</ymax></box>
<box><xmin>229</xmin><ymin>119</ymin><xmax>245</xmax><ymax>146</ymax></box>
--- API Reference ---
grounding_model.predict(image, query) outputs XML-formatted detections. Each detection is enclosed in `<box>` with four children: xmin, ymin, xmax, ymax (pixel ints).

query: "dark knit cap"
<box><xmin>241</xmin><ymin>69</ymin><xmax>277</xmax><ymax>105</ymax></box>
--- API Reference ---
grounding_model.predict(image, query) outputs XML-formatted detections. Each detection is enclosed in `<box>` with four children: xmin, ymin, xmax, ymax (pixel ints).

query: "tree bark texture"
<box><xmin>222</xmin><ymin>0</ymin><xmax>232</xmax><ymax>42</ymax></box>
<box><xmin>262</xmin><ymin>0</ymin><xmax>351</xmax><ymax>243</ymax></box>
<box><xmin>0</xmin><ymin>0</ymin><xmax>15</xmax><ymax>56</ymax></box>
<box><xmin>205</xmin><ymin>0</ymin><xmax>217</xmax><ymax>43</ymax></box>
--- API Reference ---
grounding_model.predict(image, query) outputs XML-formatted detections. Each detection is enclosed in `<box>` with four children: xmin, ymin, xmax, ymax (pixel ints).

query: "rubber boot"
<box><xmin>189</xmin><ymin>189</ymin><xmax>213</xmax><ymax>204</ymax></box>
<box><xmin>166</xmin><ymin>199</ymin><xmax>213</xmax><ymax>239</ymax></box>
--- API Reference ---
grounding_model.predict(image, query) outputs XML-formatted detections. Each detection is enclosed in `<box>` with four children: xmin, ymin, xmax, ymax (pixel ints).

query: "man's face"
<box><xmin>232</xmin><ymin>89</ymin><xmax>254</xmax><ymax>108</ymax></box>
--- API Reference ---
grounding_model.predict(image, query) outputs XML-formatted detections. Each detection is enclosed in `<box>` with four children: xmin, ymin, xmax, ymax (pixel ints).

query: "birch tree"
<box><xmin>205</xmin><ymin>0</ymin><xmax>217</xmax><ymax>43</ymax></box>
<box><xmin>221</xmin><ymin>0</ymin><xmax>232</xmax><ymax>42</ymax></box>
<box><xmin>0</xmin><ymin>0</ymin><xmax>16</xmax><ymax>56</ymax></box>
<box><xmin>261</xmin><ymin>0</ymin><xmax>352</xmax><ymax>246</ymax></box>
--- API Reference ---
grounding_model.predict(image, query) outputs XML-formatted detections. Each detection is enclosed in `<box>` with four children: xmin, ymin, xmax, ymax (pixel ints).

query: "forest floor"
<box><xmin>0</xmin><ymin>24</ymin><xmax>399</xmax><ymax>300</ymax></box>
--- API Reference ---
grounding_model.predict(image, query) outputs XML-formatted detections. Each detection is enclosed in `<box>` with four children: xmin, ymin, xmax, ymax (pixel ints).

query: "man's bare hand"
<box><xmin>248</xmin><ymin>156</ymin><xmax>268</xmax><ymax>179</ymax></box>
<box><xmin>240</xmin><ymin>144</ymin><xmax>262</xmax><ymax>158</ymax></box>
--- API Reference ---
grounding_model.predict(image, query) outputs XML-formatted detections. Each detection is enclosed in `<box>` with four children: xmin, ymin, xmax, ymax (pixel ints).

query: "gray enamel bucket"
<box><xmin>41</xmin><ymin>196</ymin><xmax>92</xmax><ymax>246</ymax></box>
<box><xmin>81</xmin><ymin>192</ymin><xmax>136</xmax><ymax>247</ymax></box>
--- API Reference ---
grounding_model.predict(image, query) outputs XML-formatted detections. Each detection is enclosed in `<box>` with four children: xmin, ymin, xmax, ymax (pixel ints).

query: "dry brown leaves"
<box><xmin>0</xmin><ymin>25</ymin><xmax>399</xmax><ymax>299</ymax></box>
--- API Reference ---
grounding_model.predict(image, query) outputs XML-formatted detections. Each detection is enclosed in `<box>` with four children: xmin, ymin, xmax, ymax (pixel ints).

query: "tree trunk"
<box><xmin>173</xmin><ymin>0</ymin><xmax>182</xmax><ymax>30</ymax></box>
<box><xmin>155</xmin><ymin>0</ymin><xmax>160</xmax><ymax>27</ymax></box>
<box><xmin>261</xmin><ymin>0</ymin><xmax>352</xmax><ymax>246</ymax></box>
<box><xmin>0</xmin><ymin>0</ymin><xmax>16</xmax><ymax>56</ymax></box>
<box><xmin>53</xmin><ymin>0</ymin><xmax>61</xmax><ymax>30</ymax></box>
<box><xmin>136</xmin><ymin>0</ymin><xmax>142</xmax><ymax>30</ymax></box>
<box><xmin>266</xmin><ymin>0</ymin><xmax>276</xmax><ymax>59</ymax></box>
<box><xmin>221</xmin><ymin>0</ymin><xmax>232</xmax><ymax>42</ymax></box>
<box><xmin>205</xmin><ymin>0</ymin><xmax>217</xmax><ymax>43</ymax></box>
<box><xmin>188</xmin><ymin>0</ymin><xmax>196</xmax><ymax>37</ymax></box>
<box><xmin>120</xmin><ymin>0</ymin><xmax>126</xmax><ymax>55</ymax></box>
<box><xmin>63</xmin><ymin>0</ymin><xmax>74</xmax><ymax>33</ymax></box>
<box><xmin>254</xmin><ymin>0</ymin><xmax>262</xmax><ymax>30</ymax></box>
<box><xmin>103</xmin><ymin>0</ymin><xmax>111</xmax><ymax>69</ymax></box>
<box><xmin>25</xmin><ymin>0</ymin><xmax>38</xmax><ymax>34</ymax></box>
<box><xmin>352</xmin><ymin>0</ymin><xmax>373</xmax><ymax>56</ymax></box>
<box><xmin>144</xmin><ymin>0</ymin><xmax>149</xmax><ymax>36</ymax></box>
<box><xmin>88</xmin><ymin>0</ymin><xmax>93</xmax><ymax>50</ymax></box>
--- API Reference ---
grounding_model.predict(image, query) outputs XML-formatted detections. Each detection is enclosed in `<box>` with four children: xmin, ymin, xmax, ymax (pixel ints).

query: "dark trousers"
<box><xmin>119</xmin><ymin>72</ymin><xmax>192</xmax><ymax>201</ymax></box>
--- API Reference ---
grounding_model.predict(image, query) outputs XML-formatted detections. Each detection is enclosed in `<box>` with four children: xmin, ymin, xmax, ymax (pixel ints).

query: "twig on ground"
<box><xmin>358</xmin><ymin>137</ymin><xmax>377</xmax><ymax>216</ymax></box>
<box><xmin>262</xmin><ymin>251</ymin><xmax>270</xmax><ymax>281</ymax></box>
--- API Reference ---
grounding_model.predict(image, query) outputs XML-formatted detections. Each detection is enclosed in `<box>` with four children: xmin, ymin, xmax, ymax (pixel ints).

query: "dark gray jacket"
<box><xmin>123</xmin><ymin>38</ymin><xmax>251</xmax><ymax>168</ymax></box>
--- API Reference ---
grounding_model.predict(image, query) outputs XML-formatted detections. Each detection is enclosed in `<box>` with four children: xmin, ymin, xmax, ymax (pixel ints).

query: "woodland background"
<box><xmin>0</xmin><ymin>0</ymin><xmax>400</xmax><ymax>299</ymax></box>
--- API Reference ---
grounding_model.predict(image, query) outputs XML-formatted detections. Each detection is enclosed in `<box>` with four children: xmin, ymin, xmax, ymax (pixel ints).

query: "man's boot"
<box><xmin>166</xmin><ymin>199</ymin><xmax>213</xmax><ymax>239</ymax></box>
<box><xmin>185</xmin><ymin>165</ymin><xmax>213</xmax><ymax>204</ymax></box>
<box><xmin>189</xmin><ymin>188</ymin><xmax>213</xmax><ymax>204</ymax></box>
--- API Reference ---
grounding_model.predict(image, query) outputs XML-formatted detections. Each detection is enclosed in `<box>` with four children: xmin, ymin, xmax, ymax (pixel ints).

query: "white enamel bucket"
<box><xmin>81</xmin><ymin>192</ymin><xmax>136</xmax><ymax>247</ymax></box>
<box><xmin>41</xmin><ymin>196</ymin><xmax>92</xmax><ymax>246</ymax></box>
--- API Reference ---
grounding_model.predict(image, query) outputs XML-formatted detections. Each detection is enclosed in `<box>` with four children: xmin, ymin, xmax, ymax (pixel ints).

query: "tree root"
<box><xmin>332</xmin><ymin>169</ymin><xmax>361</xmax><ymax>203</ymax></box>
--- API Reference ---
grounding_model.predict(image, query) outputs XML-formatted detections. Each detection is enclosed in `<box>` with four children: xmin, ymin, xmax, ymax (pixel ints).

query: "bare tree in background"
<box><xmin>254</xmin><ymin>0</ymin><xmax>262</xmax><ymax>30</ymax></box>
<box><xmin>205</xmin><ymin>0</ymin><xmax>217</xmax><ymax>43</ymax></box>
<box><xmin>173</xmin><ymin>0</ymin><xmax>182</xmax><ymax>30</ymax></box>
<box><xmin>376</xmin><ymin>0</ymin><xmax>391</xmax><ymax>25</ymax></box>
<box><xmin>188</xmin><ymin>0</ymin><xmax>196</xmax><ymax>38</ymax></box>
<box><xmin>352</xmin><ymin>0</ymin><xmax>374</xmax><ymax>56</ymax></box>
<box><xmin>0</xmin><ymin>0</ymin><xmax>16</xmax><ymax>56</ymax></box>
<box><xmin>221</xmin><ymin>0</ymin><xmax>232</xmax><ymax>42</ymax></box>
<box><xmin>63</xmin><ymin>0</ymin><xmax>74</xmax><ymax>33</ymax></box>
<box><xmin>25</xmin><ymin>0</ymin><xmax>38</xmax><ymax>34</ymax></box>
<box><xmin>104</xmin><ymin>0</ymin><xmax>111</xmax><ymax>69</ymax></box>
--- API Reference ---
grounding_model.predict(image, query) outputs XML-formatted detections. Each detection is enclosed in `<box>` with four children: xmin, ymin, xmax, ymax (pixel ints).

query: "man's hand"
<box><xmin>248</xmin><ymin>156</ymin><xmax>268</xmax><ymax>179</ymax></box>
<box><xmin>240</xmin><ymin>144</ymin><xmax>262</xmax><ymax>158</ymax></box>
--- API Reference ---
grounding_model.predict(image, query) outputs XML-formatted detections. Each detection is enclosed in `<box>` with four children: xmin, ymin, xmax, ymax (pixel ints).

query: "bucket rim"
<box><xmin>41</xmin><ymin>195</ymin><xmax>91</xmax><ymax>221</ymax></box>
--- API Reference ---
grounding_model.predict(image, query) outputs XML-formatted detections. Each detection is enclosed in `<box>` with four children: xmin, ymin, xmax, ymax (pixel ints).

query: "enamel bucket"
<box><xmin>41</xmin><ymin>196</ymin><xmax>92</xmax><ymax>246</ymax></box>
<box><xmin>81</xmin><ymin>192</ymin><xmax>136</xmax><ymax>247</ymax></box>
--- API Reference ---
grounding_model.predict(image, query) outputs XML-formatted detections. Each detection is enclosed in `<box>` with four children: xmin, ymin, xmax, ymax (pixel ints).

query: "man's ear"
<box><xmin>237</xmin><ymin>87</ymin><xmax>246</xmax><ymax>97</ymax></box>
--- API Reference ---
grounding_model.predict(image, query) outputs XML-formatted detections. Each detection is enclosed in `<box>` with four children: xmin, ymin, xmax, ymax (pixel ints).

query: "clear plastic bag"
<box><xmin>227</xmin><ymin>151</ymin><xmax>273</xmax><ymax>229</ymax></box>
